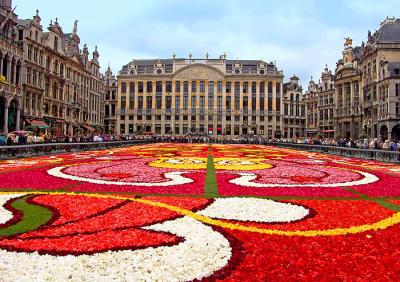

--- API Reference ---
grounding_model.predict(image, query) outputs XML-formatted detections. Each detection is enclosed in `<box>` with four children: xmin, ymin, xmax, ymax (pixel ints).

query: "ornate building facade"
<box><xmin>0</xmin><ymin>0</ymin><xmax>24</xmax><ymax>134</ymax></box>
<box><xmin>334</xmin><ymin>39</ymin><xmax>363</xmax><ymax>140</ymax></box>
<box><xmin>282</xmin><ymin>75</ymin><xmax>306</xmax><ymax>138</ymax></box>
<box><xmin>304</xmin><ymin>78</ymin><xmax>319</xmax><ymax>137</ymax></box>
<box><xmin>304</xmin><ymin>67</ymin><xmax>335</xmax><ymax>138</ymax></box>
<box><xmin>117</xmin><ymin>56</ymin><xmax>286</xmax><ymax>138</ymax></box>
<box><xmin>16</xmin><ymin>11</ymin><xmax>104</xmax><ymax>136</ymax></box>
<box><xmin>361</xmin><ymin>18</ymin><xmax>400</xmax><ymax>142</ymax></box>
<box><xmin>104</xmin><ymin>66</ymin><xmax>117</xmax><ymax>134</ymax></box>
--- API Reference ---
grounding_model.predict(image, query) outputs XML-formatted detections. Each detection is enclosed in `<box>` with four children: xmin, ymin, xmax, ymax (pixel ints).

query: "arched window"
<box><xmin>54</xmin><ymin>60</ymin><xmax>58</xmax><ymax>73</ymax></box>
<box><xmin>44</xmin><ymin>103</ymin><xmax>49</xmax><ymax>114</ymax></box>
<box><xmin>46</xmin><ymin>56</ymin><xmax>51</xmax><ymax>70</ymax></box>
<box><xmin>52</xmin><ymin>81</ymin><xmax>58</xmax><ymax>99</ymax></box>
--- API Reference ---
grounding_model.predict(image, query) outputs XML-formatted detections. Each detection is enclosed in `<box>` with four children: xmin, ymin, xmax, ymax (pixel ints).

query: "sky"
<box><xmin>14</xmin><ymin>0</ymin><xmax>399</xmax><ymax>87</ymax></box>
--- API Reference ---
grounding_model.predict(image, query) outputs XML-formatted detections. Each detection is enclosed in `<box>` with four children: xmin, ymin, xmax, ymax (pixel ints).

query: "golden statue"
<box><xmin>344</xmin><ymin>37</ymin><xmax>353</xmax><ymax>47</ymax></box>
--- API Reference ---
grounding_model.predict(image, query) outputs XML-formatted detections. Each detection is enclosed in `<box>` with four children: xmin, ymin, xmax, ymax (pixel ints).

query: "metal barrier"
<box><xmin>266</xmin><ymin>142</ymin><xmax>400</xmax><ymax>163</ymax></box>
<box><xmin>1</xmin><ymin>139</ymin><xmax>399</xmax><ymax>163</ymax></box>
<box><xmin>0</xmin><ymin>139</ymin><xmax>154</xmax><ymax>159</ymax></box>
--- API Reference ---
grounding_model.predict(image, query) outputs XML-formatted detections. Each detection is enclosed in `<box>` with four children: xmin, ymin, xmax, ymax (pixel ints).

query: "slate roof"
<box><xmin>377</xmin><ymin>19</ymin><xmax>400</xmax><ymax>43</ymax></box>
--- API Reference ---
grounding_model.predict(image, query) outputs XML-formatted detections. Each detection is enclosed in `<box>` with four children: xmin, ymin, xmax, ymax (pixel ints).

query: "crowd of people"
<box><xmin>279</xmin><ymin>137</ymin><xmax>400</xmax><ymax>152</ymax></box>
<box><xmin>1</xmin><ymin>131</ymin><xmax>400</xmax><ymax>154</ymax></box>
<box><xmin>0</xmin><ymin>131</ymin><xmax>152</xmax><ymax>146</ymax></box>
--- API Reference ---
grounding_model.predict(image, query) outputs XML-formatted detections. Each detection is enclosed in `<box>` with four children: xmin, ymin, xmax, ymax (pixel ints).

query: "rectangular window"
<box><xmin>200</xmin><ymin>96</ymin><xmax>205</xmax><ymax>110</ymax></box>
<box><xmin>267</xmin><ymin>82</ymin><xmax>272</xmax><ymax>94</ymax></box>
<box><xmin>121</xmin><ymin>96</ymin><xmax>126</xmax><ymax>109</ymax></box>
<box><xmin>129</xmin><ymin>93</ymin><xmax>134</xmax><ymax>109</ymax></box>
<box><xmin>156</xmin><ymin>81</ymin><xmax>162</xmax><ymax>93</ymax></box>
<box><xmin>138</xmin><ymin>82</ymin><xmax>143</xmax><ymax>93</ymax></box>
<box><xmin>208</xmin><ymin>81</ymin><xmax>214</xmax><ymax>94</ymax></box>
<box><xmin>156</xmin><ymin>96</ymin><xmax>162</xmax><ymax>109</ymax></box>
<box><xmin>217</xmin><ymin>81</ymin><xmax>223</xmax><ymax>93</ymax></box>
<box><xmin>121</xmin><ymin>82</ymin><xmax>127</xmax><ymax>93</ymax></box>
<box><xmin>183</xmin><ymin>96</ymin><xmax>188</xmax><ymax>110</ymax></box>
<box><xmin>175</xmin><ymin>96</ymin><xmax>181</xmax><ymax>109</ymax></box>
<box><xmin>226</xmin><ymin>82</ymin><xmax>231</xmax><ymax>93</ymax></box>
<box><xmin>166</xmin><ymin>81</ymin><xmax>172</xmax><ymax>92</ymax></box>
<box><xmin>166</xmin><ymin>96</ymin><xmax>172</xmax><ymax>110</ymax></box>
<box><xmin>191</xmin><ymin>96</ymin><xmax>196</xmax><ymax>110</ymax></box>
<box><xmin>396</xmin><ymin>84</ymin><xmax>400</xmax><ymax>96</ymax></box>
<box><xmin>396</xmin><ymin>103</ymin><xmax>400</xmax><ymax>115</ymax></box>
<box><xmin>184</xmin><ymin>81</ymin><xmax>189</xmax><ymax>93</ymax></box>
<box><xmin>234</xmin><ymin>96</ymin><xmax>239</xmax><ymax>110</ymax></box>
<box><xmin>192</xmin><ymin>81</ymin><xmax>197</xmax><ymax>92</ymax></box>
<box><xmin>217</xmin><ymin>96</ymin><xmax>222</xmax><ymax>111</ymax></box>
<box><xmin>129</xmin><ymin>82</ymin><xmax>135</xmax><ymax>94</ymax></box>
<box><xmin>147</xmin><ymin>81</ymin><xmax>152</xmax><ymax>93</ymax></box>
<box><xmin>200</xmin><ymin>81</ymin><xmax>205</xmax><ymax>92</ymax></box>
<box><xmin>252</xmin><ymin>82</ymin><xmax>257</xmax><ymax>94</ymax></box>
<box><xmin>146</xmin><ymin>96</ymin><xmax>152</xmax><ymax>110</ymax></box>
<box><xmin>243</xmin><ymin>96</ymin><xmax>248</xmax><ymax>110</ymax></box>
<box><xmin>138</xmin><ymin>96</ymin><xmax>143</xmax><ymax>109</ymax></box>
<box><xmin>208</xmin><ymin>96</ymin><xmax>214</xmax><ymax>109</ymax></box>
<box><xmin>226</xmin><ymin>96</ymin><xmax>231</xmax><ymax>110</ymax></box>
<box><xmin>243</xmin><ymin>82</ymin><xmax>248</xmax><ymax>93</ymax></box>
<box><xmin>234</xmin><ymin>82</ymin><xmax>240</xmax><ymax>95</ymax></box>
<box><xmin>175</xmin><ymin>81</ymin><xmax>181</xmax><ymax>92</ymax></box>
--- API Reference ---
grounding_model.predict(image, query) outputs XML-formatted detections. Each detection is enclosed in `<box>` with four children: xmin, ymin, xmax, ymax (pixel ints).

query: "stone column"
<box><xmin>171</xmin><ymin>80</ymin><xmax>175</xmax><ymax>133</ymax></box>
<box><xmin>188</xmin><ymin>81</ymin><xmax>192</xmax><ymax>131</ymax></box>
<box><xmin>222</xmin><ymin>81</ymin><xmax>226</xmax><ymax>136</ymax></box>
<box><xmin>161</xmin><ymin>81</ymin><xmax>166</xmax><ymax>135</ymax></box>
<box><xmin>239</xmin><ymin>82</ymin><xmax>243</xmax><ymax>136</ymax></box>
<box><xmin>230</xmin><ymin>83</ymin><xmax>235</xmax><ymax>137</ymax></box>
<box><xmin>151</xmin><ymin>81</ymin><xmax>156</xmax><ymax>133</ymax></box>
<box><xmin>13</xmin><ymin>61</ymin><xmax>17</xmax><ymax>86</ymax></box>
<box><xmin>179</xmin><ymin>83</ymin><xmax>183</xmax><ymax>135</ymax></box>
<box><xmin>204</xmin><ymin>80</ymin><xmax>209</xmax><ymax>135</ymax></box>
<box><xmin>6</xmin><ymin>58</ymin><xmax>11</xmax><ymax>83</ymax></box>
<box><xmin>0</xmin><ymin>55</ymin><xmax>3</xmax><ymax>77</ymax></box>
<box><xmin>133</xmin><ymin>82</ymin><xmax>138</xmax><ymax>132</ymax></box>
<box><xmin>256</xmin><ymin>81</ymin><xmax>260</xmax><ymax>135</ymax></box>
<box><xmin>196</xmin><ymin>81</ymin><xmax>200</xmax><ymax>131</ymax></box>
<box><xmin>143</xmin><ymin>82</ymin><xmax>147</xmax><ymax>111</ymax></box>
<box><xmin>213</xmin><ymin>81</ymin><xmax>217</xmax><ymax>137</ymax></box>
<box><xmin>15</xmin><ymin>107</ymin><xmax>20</xmax><ymax>131</ymax></box>
<box><xmin>272</xmin><ymin>81</ymin><xmax>277</xmax><ymax>136</ymax></box>
<box><xmin>3</xmin><ymin>106</ymin><xmax>8</xmax><ymax>134</ymax></box>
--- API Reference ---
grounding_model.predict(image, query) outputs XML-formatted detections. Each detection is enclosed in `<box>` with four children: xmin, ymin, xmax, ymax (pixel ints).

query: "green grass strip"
<box><xmin>204</xmin><ymin>147</ymin><xmax>219</xmax><ymax>198</ymax></box>
<box><xmin>344</xmin><ymin>188</ymin><xmax>400</xmax><ymax>212</ymax></box>
<box><xmin>0</xmin><ymin>196</ymin><xmax>53</xmax><ymax>237</ymax></box>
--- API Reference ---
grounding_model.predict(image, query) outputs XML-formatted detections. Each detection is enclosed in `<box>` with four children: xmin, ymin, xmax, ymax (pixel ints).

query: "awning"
<box><xmin>82</xmin><ymin>125</ymin><xmax>95</xmax><ymax>132</ymax></box>
<box><xmin>322</xmin><ymin>130</ymin><xmax>335</xmax><ymax>133</ymax></box>
<box><xmin>306</xmin><ymin>129</ymin><xmax>318</xmax><ymax>133</ymax></box>
<box><xmin>56</xmin><ymin>119</ymin><xmax>65</xmax><ymax>123</ymax></box>
<box><xmin>28</xmin><ymin>120</ymin><xmax>49</xmax><ymax>129</ymax></box>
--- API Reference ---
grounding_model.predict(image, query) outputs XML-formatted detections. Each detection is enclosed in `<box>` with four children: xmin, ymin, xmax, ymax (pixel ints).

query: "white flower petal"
<box><xmin>198</xmin><ymin>197</ymin><xmax>309</xmax><ymax>222</ymax></box>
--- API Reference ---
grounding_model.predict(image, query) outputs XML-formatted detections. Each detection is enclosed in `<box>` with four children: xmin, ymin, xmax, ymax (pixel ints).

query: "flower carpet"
<box><xmin>1</xmin><ymin>143</ymin><xmax>400</xmax><ymax>281</ymax></box>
